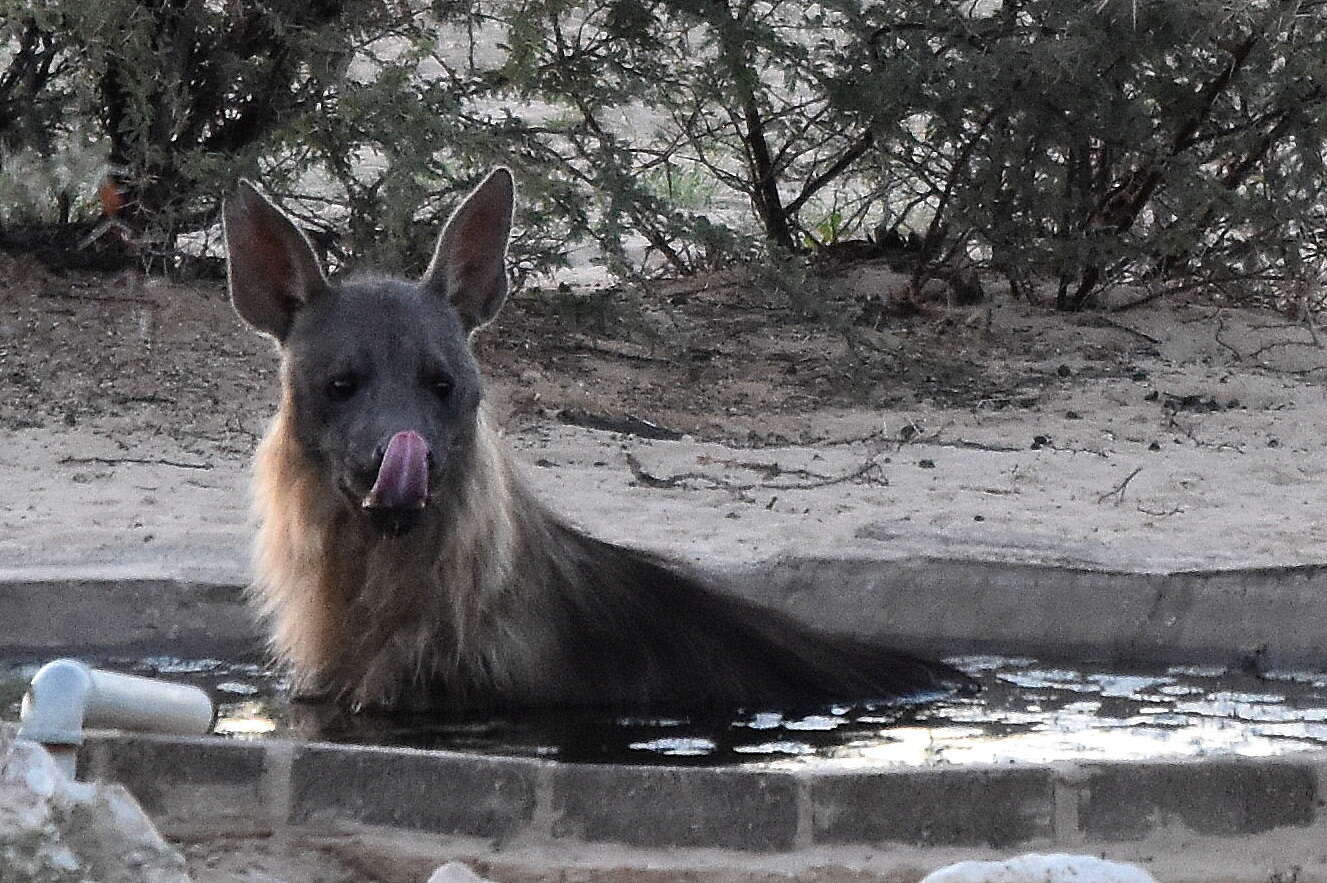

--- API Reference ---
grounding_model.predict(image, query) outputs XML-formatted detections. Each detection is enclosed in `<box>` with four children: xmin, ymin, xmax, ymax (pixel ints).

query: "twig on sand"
<box><xmin>1097</xmin><ymin>466</ymin><xmax>1142</xmax><ymax>505</ymax></box>
<box><xmin>1137</xmin><ymin>503</ymin><xmax>1183</xmax><ymax>517</ymax></box>
<box><xmin>624</xmin><ymin>452</ymin><xmax>717</xmax><ymax>489</ymax></box>
<box><xmin>896</xmin><ymin>422</ymin><xmax>1023</xmax><ymax>454</ymax></box>
<box><xmin>763</xmin><ymin>459</ymin><xmax>885</xmax><ymax>489</ymax></box>
<box><xmin>1212</xmin><ymin>311</ymin><xmax>1245</xmax><ymax>361</ymax></box>
<box><xmin>624</xmin><ymin>452</ymin><xmax>885</xmax><ymax>493</ymax></box>
<box><xmin>60</xmin><ymin>456</ymin><xmax>212</xmax><ymax>470</ymax></box>
<box><xmin>1094</xmin><ymin>314</ymin><xmax>1163</xmax><ymax>344</ymax></box>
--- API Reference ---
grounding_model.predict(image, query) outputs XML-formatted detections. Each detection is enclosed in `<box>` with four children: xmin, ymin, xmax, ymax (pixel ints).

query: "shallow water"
<box><xmin>6</xmin><ymin>654</ymin><xmax>1327</xmax><ymax>768</ymax></box>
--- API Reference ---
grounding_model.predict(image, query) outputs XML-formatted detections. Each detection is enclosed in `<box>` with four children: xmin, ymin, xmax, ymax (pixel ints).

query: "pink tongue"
<box><xmin>364</xmin><ymin>430</ymin><xmax>430</xmax><ymax>510</ymax></box>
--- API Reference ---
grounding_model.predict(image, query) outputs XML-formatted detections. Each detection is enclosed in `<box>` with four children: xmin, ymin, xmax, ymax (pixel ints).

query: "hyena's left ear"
<box><xmin>421</xmin><ymin>168</ymin><xmax>514</xmax><ymax>332</ymax></box>
<box><xmin>223</xmin><ymin>181</ymin><xmax>328</xmax><ymax>342</ymax></box>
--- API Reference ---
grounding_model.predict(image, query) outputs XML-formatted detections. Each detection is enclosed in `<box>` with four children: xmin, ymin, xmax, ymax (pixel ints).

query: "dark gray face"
<box><xmin>223</xmin><ymin>169</ymin><xmax>516</xmax><ymax>537</ymax></box>
<box><xmin>283</xmin><ymin>278</ymin><xmax>484</xmax><ymax>533</ymax></box>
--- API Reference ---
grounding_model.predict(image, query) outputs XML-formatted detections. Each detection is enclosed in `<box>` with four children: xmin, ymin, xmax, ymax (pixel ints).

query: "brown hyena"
<box><xmin>223</xmin><ymin>169</ymin><xmax>970</xmax><ymax>713</ymax></box>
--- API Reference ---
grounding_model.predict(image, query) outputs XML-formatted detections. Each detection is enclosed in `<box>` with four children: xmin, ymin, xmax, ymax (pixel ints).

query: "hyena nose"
<box><xmin>349</xmin><ymin>442</ymin><xmax>394</xmax><ymax>492</ymax></box>
<box><xmin>363</xmin><ymin>430</ymin><xmax>432</xmax><ymax>511</ymax></box>
<box><xmin>348</xmin><ymin>446</ymin><xmax>384</xmax><ymax>489</ymax></box>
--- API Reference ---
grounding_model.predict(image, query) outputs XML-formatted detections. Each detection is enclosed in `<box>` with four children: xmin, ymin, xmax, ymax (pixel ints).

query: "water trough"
<box><xmin>3</xmin><ymin>559</ymin><xmax>1327</xmax><ymax>879</ymax></box>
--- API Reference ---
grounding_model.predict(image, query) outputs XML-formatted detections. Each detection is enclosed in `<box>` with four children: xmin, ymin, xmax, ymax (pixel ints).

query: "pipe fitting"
<box><xmin>17</xmin><ymin>658</ymin><xmax>93</xmax><ymax>745</ymax></box>
<box><xmin>18</xmin><ymin>659</ymin><xmax>216</xmax><ymax>776</ymax></box>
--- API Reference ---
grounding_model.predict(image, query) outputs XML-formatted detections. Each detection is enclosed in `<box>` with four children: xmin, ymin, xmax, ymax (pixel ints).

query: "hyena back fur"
<box><xmin>224</xmin><ymin>169</ymin><xmax>969</xmax><ymax>712</ymax></box>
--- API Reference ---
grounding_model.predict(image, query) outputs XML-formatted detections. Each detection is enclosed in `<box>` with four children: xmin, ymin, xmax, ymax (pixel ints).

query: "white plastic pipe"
<box><xmin>18</xmin><ymin>658</ymin><xmax>215</xmax><ymax>777</ymax></box>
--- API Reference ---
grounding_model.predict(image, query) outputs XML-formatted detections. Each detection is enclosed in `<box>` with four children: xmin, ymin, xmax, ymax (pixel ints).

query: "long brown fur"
<box><xmin>254</xmin><ymin>399</ymin><xmax>534</xmax><ymax>710</ymax></box>
<box><xmin>231</xmin><ymin>172</ymin><xmax>969</xmax><ymax>714</ymax></box>
<box><xmin>253</xmin><ymin>399</ymin><xmax>968</xmax><ymax>712</ymax></box>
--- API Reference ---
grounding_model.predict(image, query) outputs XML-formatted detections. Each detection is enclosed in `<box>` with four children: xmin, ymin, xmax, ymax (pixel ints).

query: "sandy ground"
<box><xmin>6</xmin><ymin>254</ymin><xmax>1327</xmax><ymax>881</ymax></box>
<box><xmin>5</xmin><ymin>256</ymin><xmax>1327</xmax><ymax>583</ymax></box>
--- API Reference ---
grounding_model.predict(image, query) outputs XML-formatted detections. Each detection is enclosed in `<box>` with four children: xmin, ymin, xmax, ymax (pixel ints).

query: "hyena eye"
<box><xmin>326</xmin><ymin>373</ymin><xmax>359</xmax><ymax>402</ymax></box>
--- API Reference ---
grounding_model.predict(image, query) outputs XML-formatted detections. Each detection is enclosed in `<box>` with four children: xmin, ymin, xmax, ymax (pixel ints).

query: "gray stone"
<box><xmin>83</xmin><ymin>732</ymin><xmax>267</xmax><ymax>827</ymax></box>
<box><xmin>810</xmin><ymin>766</ymin><xmax>1055</xmax><ymax>847</ymax></box>
<box><xmin>290</xmin><ymin>743</ymin><xmax>539</xmax><ymax>838</ymax></box>
<box><xmin>426</xmin><ymin>861</ymin><xmax>497</xmax><ymax>883</ymax></box>
<box><xmin>551</xmin><ymin>764</ymin><xmax>799</xmax><ymax>851</ymax></box>
<box><xmin>920</xmin><ymin>853</ymin><xmax>1158</xmax><ymax>882</ymax></box>
<box><xmin>0</xmin><ymin>579</ymin><xmax>253</xmax><ymax>658</ymax></box>
<box><xmin>1078</xmin><ymin>758</ymin><xmax>1316</xmax><ymax>841</ymax></box>
<box><xmin>0</xmin><ymin>727</ymin><xmax>190</xmax><ymax>883</ymax></box>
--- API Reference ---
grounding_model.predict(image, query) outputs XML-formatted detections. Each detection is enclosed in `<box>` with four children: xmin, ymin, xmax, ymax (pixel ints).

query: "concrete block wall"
<box><xmin>76</xmin><ymin>732</ymin><xmax>1327</xmax><ymax>852</ymax></box>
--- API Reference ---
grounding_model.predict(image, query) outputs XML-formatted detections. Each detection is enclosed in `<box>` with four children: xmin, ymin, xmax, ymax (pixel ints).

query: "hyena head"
<box><xmin>224</xmin><ymin>170</ymin><xmax>514</xmax><ymax>537</ymax></box>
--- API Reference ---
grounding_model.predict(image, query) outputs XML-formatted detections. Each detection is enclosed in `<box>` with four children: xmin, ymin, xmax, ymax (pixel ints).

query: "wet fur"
<box><xmin>232</xmin><ymin>173</ymin><xmax>968</xmax><ymax>713</ymax></box>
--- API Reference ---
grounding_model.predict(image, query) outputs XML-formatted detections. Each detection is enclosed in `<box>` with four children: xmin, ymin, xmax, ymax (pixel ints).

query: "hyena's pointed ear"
<box><xmin>223</xmin><ymin>180</ymin><xmax>328</xmax><ymax>342</ymax></box>
<box><xmin>421</xmin><ymin>168</ymin><xmax>514</xmax><ymax>332</ymax></box>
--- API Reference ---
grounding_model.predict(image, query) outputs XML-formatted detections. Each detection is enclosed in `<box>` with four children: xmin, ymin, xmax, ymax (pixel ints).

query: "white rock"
<box><xmin>426</xmin><ymin>861</ymin><xmax>497</xmax><ymax>883</ymax></box>
<box><xmin>920</xmin><ymin>853</ymin><xmax>1158</xmax><ymax>883</ymax></box>
<box><xmin>0</xmin><ymin>726</ymin><xmax>191</xmax><ymax>883</ymax></box>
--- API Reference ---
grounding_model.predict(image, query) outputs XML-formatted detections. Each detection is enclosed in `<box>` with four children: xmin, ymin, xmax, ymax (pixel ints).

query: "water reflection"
<box><xmin>6</xmin><ymin>654</ymin><xmax>1327</xmax><ymax>768</ymax></box>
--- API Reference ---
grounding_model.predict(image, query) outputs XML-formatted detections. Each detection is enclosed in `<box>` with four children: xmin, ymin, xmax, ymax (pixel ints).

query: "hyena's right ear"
<box><xmin>223</xmin><ymin>181</ymin><xmax>328</xmax><ymax>342</ymax></box>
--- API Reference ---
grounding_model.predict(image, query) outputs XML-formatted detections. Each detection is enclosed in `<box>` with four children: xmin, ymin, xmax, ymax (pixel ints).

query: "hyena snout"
<box><xmin>358</xmin><ymin>428</ymin><xmax>433</xmax><ymax>514</ymax></box>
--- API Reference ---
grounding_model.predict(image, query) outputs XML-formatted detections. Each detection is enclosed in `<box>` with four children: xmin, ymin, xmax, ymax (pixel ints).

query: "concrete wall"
<box><xmin>7</xmin><ymin>558</ymin><xmax>1327</xmax><ymax>670</ymax></box>
<box><xmin>75</xmin><ymin>732</ymin><xmax>1326</xmax><ymax>854</ymax></box>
